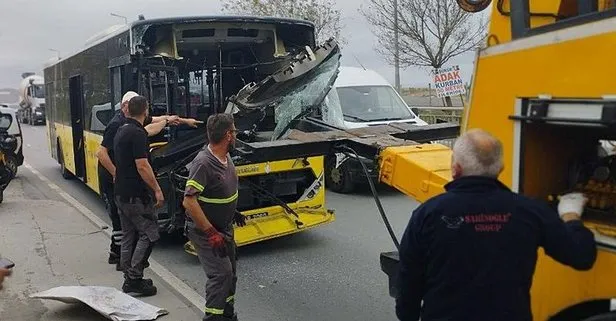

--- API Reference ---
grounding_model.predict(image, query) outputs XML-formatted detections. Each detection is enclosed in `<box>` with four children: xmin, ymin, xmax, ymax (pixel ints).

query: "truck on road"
<box><xmin>377</xmin><ymin>1</ymin><xmax>616</xmax><ymax>320</ymax></box>
<box><xmin>18</xmin><ymin>73</ymin><xmax>46</xmax><ymax>125</ymax></box>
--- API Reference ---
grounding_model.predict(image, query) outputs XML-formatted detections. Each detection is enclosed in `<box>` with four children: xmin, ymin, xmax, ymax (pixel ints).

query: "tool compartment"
<box><xmin>511</xmin><ymin>98</ymin><xmax>616</xmax><ymax>242</ymax></box>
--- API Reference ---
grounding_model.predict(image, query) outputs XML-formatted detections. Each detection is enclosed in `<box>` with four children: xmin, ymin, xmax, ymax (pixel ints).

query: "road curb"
<box><xmin>23</xmin><ymin>162</ymin><xmax>207</xmax><ymax>313</ymax></box>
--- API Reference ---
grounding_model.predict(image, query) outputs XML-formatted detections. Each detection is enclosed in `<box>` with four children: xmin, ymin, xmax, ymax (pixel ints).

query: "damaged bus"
<box><xmin>43</xmin><ymin>16</ymin><xmax>337</xmax><ymax>250</ymax></box>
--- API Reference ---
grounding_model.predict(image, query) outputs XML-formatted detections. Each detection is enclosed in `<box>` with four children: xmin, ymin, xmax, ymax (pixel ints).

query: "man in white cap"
<box><xmin>96</xmin><ymin>91</ymin><xmax>201</xmax><ymax>268</ymax></box>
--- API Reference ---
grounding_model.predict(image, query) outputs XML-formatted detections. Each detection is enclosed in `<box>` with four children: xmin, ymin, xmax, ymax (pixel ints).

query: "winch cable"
<box><xmin>338</xmin><ymin>145</ymin><xmax>400</xmax><ymax>250</ymax></box>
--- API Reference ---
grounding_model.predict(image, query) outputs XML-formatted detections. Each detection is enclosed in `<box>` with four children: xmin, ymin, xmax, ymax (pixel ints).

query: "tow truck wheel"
<box><xmin>325</xmin><ymin>156</ymin><xmax>354</xmax><ymax>194</ymax></box>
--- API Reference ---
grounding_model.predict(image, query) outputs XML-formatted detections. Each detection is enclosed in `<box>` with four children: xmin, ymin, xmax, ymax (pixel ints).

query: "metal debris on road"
<box><xmin>30</xmin><ymin>286</ymin><xmax>168</xmax><ymax>321</ymax></box>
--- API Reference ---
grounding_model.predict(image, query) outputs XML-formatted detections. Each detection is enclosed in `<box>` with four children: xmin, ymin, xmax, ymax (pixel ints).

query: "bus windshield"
<box><xmin>337</xmin><ymin>85</ymin><xmax>414</xmax><ymax>122</ymax></box>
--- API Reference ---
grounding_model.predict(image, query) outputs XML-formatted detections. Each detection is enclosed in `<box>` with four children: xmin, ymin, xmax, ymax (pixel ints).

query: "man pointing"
<box><xmin>97</xmin><ymin>91</ymin><xmax>201</xmax><ymax>268</ymax></box>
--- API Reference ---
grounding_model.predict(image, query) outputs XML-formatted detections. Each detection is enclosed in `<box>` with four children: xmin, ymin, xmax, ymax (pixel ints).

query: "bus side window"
<box><xmin>111</xmin><ymin>67</ymin><xmax>122</xmax><ymax>111</ymax></box>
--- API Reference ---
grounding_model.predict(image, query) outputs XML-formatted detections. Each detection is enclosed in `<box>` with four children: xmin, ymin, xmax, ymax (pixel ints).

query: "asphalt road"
<box><xmin>19</xmin><ymin>123</ymin><xmax>419</xmax><ymax>321</ymax></box>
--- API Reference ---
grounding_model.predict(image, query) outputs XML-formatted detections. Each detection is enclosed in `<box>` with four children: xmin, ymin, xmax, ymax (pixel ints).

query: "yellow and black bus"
<box><xmin>43</xmin><ymin>15</ymin><xmax>337</xmax><ymax>249</ymax></box>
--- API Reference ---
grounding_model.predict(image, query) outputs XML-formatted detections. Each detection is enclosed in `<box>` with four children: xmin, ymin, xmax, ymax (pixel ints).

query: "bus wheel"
<box><xmin>325</xmin><ymin>156</ymin><xmax>354</xmax><ymax>194</ymax></box>
<box><xmin>58</xmin><ymin>143</ymin><xmax>73</xmax><ymax>180</ymax></box>
<box><xmin>582</xmin><ymin>312</ymin><xmax>616</xmax><ymax>321</ymax></box>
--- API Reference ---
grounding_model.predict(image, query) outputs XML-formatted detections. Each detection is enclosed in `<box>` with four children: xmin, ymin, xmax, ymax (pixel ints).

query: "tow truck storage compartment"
<box><xmin>511</xmin><ymin>97</ymin><xmax>616</xmax><ymax>320</ymax></box>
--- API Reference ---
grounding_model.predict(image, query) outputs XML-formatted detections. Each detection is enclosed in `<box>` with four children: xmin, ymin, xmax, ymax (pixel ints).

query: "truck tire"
<box><xmin>58</xmin><ymin>143</ymin><xmax>73</xmax><ymax>179</ymax></box>
<box><xmin>325</xmin><ymin>156</ymin><xmax>355</xmax><ymax>194</ymax></box>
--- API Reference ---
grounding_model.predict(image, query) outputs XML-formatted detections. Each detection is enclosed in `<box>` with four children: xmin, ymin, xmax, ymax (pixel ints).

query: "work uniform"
<box><xmin>98</xmin><ymin>110</ymin><xmax>154</xmax><ymax>262</ymax></box>
<box><xmin>184</xmin><ymin>146</ymin><xmax>239</xmax><ymax>320</ymax></box>
<box><xmin>113</xmin><ymin>118</ymin><xmax>159</xmax><ymax>284</ymax></box>
<box><xmin>98</xmin><ymin>110</ymin><xmax>127</xmax><ymax>261</ymax></box>
<box><xmin>396</xmin><ymin>176</ymin><xmax>597</xmax><ymax>321</ymax></box>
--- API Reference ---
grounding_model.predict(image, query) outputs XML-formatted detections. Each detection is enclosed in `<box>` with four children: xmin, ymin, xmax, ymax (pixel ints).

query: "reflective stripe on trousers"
<box><xmin>205</xmin><ymin>307</ymin><xmax>224</xmax><ymax>315</ymax></box>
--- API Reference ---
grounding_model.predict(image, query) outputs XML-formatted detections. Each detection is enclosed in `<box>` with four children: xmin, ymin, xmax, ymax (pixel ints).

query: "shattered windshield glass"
<box><xmin>227</xmin><ymin>40</ymin><xmax>342</xmax><ymax>141</ymax></box>
<box><xmin>271</xmin><ymin>51</ymin><xmax>341</xmax><ymax>140</ymax></box>
<box><xmin>320</xmin><ymin>88</ymin><xmax>345</xmax><ymax>128</ymax></box>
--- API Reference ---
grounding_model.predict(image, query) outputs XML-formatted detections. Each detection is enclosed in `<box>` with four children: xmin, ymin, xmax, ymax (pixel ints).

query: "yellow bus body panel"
<box><xmin>53</xmin><ymin>122</ymin><xmax>334</xmax><ymax>248</ymax></box>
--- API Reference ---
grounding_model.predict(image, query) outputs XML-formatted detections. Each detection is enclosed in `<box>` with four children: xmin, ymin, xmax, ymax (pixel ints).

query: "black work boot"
<box><xmin>122</xmin><ymin>278</ymin><xmax>157</xmax><ymax>296</ymax></box>
<box><xmin>223</xmin><ymin>304</ymin><xmax>237</xmax><ymax>321</ymax></box>
<box><xmin>108</xmin><ymin>252</ymin><xmax>120</xmax><ymax>264</ymax></box>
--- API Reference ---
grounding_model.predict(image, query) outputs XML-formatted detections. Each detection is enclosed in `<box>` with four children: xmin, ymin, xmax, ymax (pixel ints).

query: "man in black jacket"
<box><xmin>113</xmin><ymin>95</ymin><xmax>164</xmax><ymax>296</ymax></box>
<box><xmin>96</xmin><ymin>91</ymin><xmax>201</xmax><ymax>268</ymax></box>
<box><xmin>395</xmin><ymin>129</ymin><xmax>597</xmax><ymax>321</ymax></box>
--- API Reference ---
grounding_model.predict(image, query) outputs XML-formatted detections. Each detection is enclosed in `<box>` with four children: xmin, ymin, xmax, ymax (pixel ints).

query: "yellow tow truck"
<box><xmin>376</xmin><ymin>0</ymin><xmax>616</xmax><ymax>320</ymax></box>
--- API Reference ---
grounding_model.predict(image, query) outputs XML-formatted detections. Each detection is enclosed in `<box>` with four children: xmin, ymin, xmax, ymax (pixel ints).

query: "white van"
<box><xmin>322</xmin><ymin>66</ymin><xmax>427</xmax><ymax>129</ymax></box>
<box><xmin>320</xmin><ymin>67</ymin><xmax>427</xmax><ymax>193</ymax></box>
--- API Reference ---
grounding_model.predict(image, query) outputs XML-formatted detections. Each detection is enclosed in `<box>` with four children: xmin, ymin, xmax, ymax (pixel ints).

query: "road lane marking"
<box><xmin>23</xmin><ymin>162</ymin><xmax>207</xmax><ymax>311</ymax></box>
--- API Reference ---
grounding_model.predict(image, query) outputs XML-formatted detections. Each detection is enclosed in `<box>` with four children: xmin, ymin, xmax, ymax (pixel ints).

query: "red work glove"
<box><xmin>204</xmin><ymin>227</ymin><xmax>227</xmax><ymax>258</ymax></box>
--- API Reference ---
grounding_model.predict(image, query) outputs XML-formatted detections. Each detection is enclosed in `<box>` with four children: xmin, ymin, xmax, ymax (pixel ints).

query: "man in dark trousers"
<box><xmin>395</xmin><ymin>129</ymin><xmax>597</xmax><ymax>321</ymax></box>
<box><xmin>97</xmin><ymin>91</ymin><xmax>139</xmax><ymax>268</ymax></box>
<box><xmin>183</xmin><ymin>113</ymin><xmax>246</xmax><ymax>321</ymax></box>
<box><xmin>113</xmin><ymin>95</ymin><xmax>164</xmax><ymax>296</ymax></box>
<box><xmin>96</xmin><ymin>91</ymin><xmax>201</xmax><ymax>268</ymax></box>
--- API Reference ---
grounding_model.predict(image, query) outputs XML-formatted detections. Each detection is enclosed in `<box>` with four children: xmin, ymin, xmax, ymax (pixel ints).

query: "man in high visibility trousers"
<box><xmin>182</xmin><ymin>113</ymin><xmax>246</xmax><ymax>321</ymax></box>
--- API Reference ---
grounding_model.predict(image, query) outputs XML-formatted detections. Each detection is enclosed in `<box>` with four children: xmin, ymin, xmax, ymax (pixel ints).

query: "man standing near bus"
<box><xmin>97</xmin><ymin>91</ymin><xmax>202</xmax><ymax>268</ymax></box>
<box><xmin>113</xmin><ymin>95</ymin><xmax>164</xmax><ymax>296</ymax></box>
<box><xmin>182</xmin><ymin>113</ymin><xmax>246</xmax><ymax>321</ymax></box>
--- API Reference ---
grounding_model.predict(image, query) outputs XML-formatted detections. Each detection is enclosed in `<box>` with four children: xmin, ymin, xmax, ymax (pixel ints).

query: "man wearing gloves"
<box><xmin>182</xmin><ymin>113</ymin><xmax>245</xmax><ymax>321</ymax></box>
<box><xmin>395</xmin><ymin>129</ymin><xmax>597</xmax><ymax>321</ymax></box>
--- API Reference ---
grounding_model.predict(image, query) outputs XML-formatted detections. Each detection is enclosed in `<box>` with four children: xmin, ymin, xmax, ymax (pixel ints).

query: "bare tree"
<box><xmin>361</xmin><ymin>0</ymin><xmax>486</xmax><ymax>105</ymax></box>
<box><xmin>221</xmin><ymin>0</ymin><xmax>343</xmax><ymax>44</ymax></box>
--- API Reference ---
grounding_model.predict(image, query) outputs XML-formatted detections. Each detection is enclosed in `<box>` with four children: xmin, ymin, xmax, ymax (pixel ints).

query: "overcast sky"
<box><xmin>0</xmin><ymin>0</ymin><xmax>481</xmax><ymax>90</ymax></box>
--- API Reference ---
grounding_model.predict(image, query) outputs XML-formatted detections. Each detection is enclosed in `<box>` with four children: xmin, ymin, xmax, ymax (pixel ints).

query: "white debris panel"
<box><xmin>30</xmin><ymin>286</ymin><xmax>168</xmax><ymax>321</ymax></box>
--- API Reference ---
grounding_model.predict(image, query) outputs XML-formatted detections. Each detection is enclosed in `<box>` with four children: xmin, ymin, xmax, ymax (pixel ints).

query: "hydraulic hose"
<box><xmin>339</xmin><ymin>145</ymin><xmax>400</xmax><ymax>250</ymax></box>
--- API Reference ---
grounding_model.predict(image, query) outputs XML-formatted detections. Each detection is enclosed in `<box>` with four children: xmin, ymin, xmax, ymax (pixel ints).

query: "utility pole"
<box><xmin>394</xmin><ymin>0</ymin><xmax>401</xmax><ymax>93</ymax></box>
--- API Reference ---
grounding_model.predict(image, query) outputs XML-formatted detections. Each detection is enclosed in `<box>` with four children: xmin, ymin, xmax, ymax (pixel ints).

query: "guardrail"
<box><xmin>411</xmin><ymin>106</ymin><xmax>463</xmax><ymax>147</ymax></box>
<box><xmin>413</xmin><ymin>106</ymin><xmax>463</xmax><ymax>127</ymax></box>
